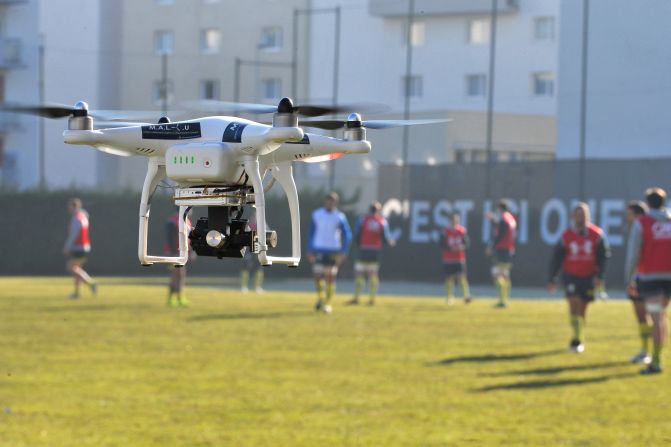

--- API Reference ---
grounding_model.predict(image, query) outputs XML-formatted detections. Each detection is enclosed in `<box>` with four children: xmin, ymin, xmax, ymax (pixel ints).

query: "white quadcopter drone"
<box><xmin>4</xmin><ymin>98</ymin><xmax>447</xmax><ymax>268</ymax></box>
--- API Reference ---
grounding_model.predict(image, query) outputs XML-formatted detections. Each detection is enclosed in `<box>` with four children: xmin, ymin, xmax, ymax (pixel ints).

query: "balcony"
<box><xmin>0</xmin><ymin>38</ymin><xmax>22</xmax><ymax>69</ymax></box>
<box><xmin>369</xmin><ymin>0</ymin><xmax>519</xmax><ymax>17</ymax></box>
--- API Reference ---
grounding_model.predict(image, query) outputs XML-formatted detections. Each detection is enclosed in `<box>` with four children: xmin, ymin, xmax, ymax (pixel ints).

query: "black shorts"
<box><xmin>315</xmin><ymin>253</ymin><xmax>338</xmax><ymax>267</ymax></box>
<box><xmin>563</xmin><ymin>274</ymin><xmax>595</xmax><ymax>302</ymax></box>
<box><xmin>443</xmin><ymin>262</ymin><xmax>465</xmax><ymax>276</ymax></box>
<box><xmin>638</xmin><ymin>279</ymin><xmax>671</xmax><ymax>300</ymax></box>
<box><xmin>242</xmin><ymin>252</ymin><xmax>261</xmax><ymax>272</ymax></box>
<box><xmin>357</xmin><ymin>249</ymin><xmax>381</xmax><ymax>263</ymax></box>
<box><xmin>494</xmin><ymin>249</ymin><xmax>513</xmax><ymax>265</ymax></box>
<box><xmin>68</xmin><ymin>249</ymin><xmax>89</xmax><ymax>261</ymax></box>
<box><xmin>628</xmin><ymin>278</ymin><xmax>642</xmax><ymax>302</ymax></box>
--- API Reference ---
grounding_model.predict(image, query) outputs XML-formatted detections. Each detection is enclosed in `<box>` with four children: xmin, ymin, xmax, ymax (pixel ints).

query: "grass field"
<box><xmin>1</xmin><ymin>277</ymin><xmax>670</xmax><ymax>446</ymax></box>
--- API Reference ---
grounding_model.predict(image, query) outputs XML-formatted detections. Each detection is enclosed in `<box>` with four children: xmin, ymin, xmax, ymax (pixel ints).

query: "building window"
<box><xmin>200</xmin><ymin>80</ymin><xmax>220</xmax><ymax>100</ymax></box>
<box><xmin>259</xmin><ymin>27</ymin><xmax>283</xmax><ymax>51</ymax></box>
<box><xmin>466</xmin><ymin>74</ymin><xmax>487</xmax><ymax>97</ymax></box>
<box><xmin>200</xmin><ymin>29</ymin><xmax>221</xmax><ymax>54</ymax></box>
<box><xmin>152</xmin><ymin>79</ymin><xmax>174</xmax><ymax>105</ymax></box>
<box><xmin>261</xmin><ymin>78</ymin><xmax>282</xmax><ymax>101</ymax></box>
<box><xmin>403</xmin><ymin>21</ymin><xmax>425</xmax><ymax>46</ymax></box>
<box><xmin>532</xmin><ymin>72</ymin><xmax>554</xmax><ymax>97</ymax></box>
<box><xmin>402</xmin><ymin>75</ymin><xmax>423</xmax><ymax>99</ymax></box>
<box><xmin>467</xmin><ymin>19</ymin><xmax>489</xmax><ymax>44</ymax></box>
<box><xmin>534</xmin><ymin>17</ymin><xmax>555</xmax><ymax>41</ymax></box>
<box><xmin>154</xmin><ymin>30</ymin><xmax>174</xmax><ymax>55</ymax></box>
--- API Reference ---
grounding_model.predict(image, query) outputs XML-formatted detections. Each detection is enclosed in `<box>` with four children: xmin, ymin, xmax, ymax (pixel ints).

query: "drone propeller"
<box><xmin>183</xmin><ymin>97</ymin><xmax>386</xmax><ymax>118</ymax></box>
<box><xmin>0</xmin><ymin>102</ymin><xmax>168</xmax><ymax>122</ymax></box>
<box><xmin>300</xmin><ymin>114</ymin><xmax>452</xmax><ymax>130</ymax></box>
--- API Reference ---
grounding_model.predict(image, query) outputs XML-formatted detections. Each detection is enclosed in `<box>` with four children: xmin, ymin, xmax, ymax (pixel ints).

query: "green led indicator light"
<box><xmin>191</xmin><ymin>156</ymin><xmax>195</xmax><ymax>164</ymax></box>
<box><xmin>179</xmin><ymin>156</ymin><xmax>183</xmax><ymax>164</ymax></box>
<box><xmin>173</xmin><ymin>156</ymin><xmax>177</xmax><ymax>164</ymax></box>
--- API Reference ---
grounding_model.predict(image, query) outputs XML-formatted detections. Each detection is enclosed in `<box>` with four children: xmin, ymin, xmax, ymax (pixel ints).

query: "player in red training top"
<box><xmin>346</xmin><ymin>201</ymin><xmax>395</xmax><ymax>306</ymax></box>
<box><xmin>63</xmin><ymin>198</ymin><xmax>97</xmax><ymax>299</ymax></box>
<box><xmin>165</xmin><ymin>209</ymin><xmax>193</xmax><ymax>307</ymax></box>
<box><xmin>625</xmin><ymin>187</ymin><xmax>671</xmax><ymax>374</ymax></box>
<box><xmin>486</xmin><ymin>200</ymin><xmax>517</xmax><ymax>308</ymax></box>
<box><xmin>624</xmin><ymin>200</ymin><xmax>652</xmax><ymax>365</ymax></box>
<box><xmin>548</xmin><ymin>202</ymin><xmax>611</xmax><ymax>353</ymax></box>
<box><xmin>442</xmin><ymin>212</ymin><xmax>471</xmax><ymax>305</ymax></box>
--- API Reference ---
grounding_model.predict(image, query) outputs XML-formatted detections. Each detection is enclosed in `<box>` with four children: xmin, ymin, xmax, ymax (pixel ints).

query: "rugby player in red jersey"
<box><xmin>63</xmin><ymin>198</ymin><xmax>97</xmax><ymax>299</ymax></box>
<box><xmin>486</xmin><ymin>200</ymin><xmax>517</xmax><ymax>308</ymax></box>
<box><xmin>625</xmin><ymin>187</ymin><xmax>671</xmax><ymax>374</ymax></box>
<box><xmin>624</xmin><ymin>200</ymin><xmax>652</xmax><ymax>365</ymax></box>
<box><xmin>442</xmin><ymin>212</ymin><xmax>471</xmax><ymax>305</ymax></box>
<box><xmin>346</xmin><ymin>201</ymin><xmax>395</xmax><ymax>306</ymax></box>
<box><xmin>165</xmin><ymin>209</ymin><xmax>193</xmax><ymax>307</ymax></box>
<box><xmin>548</xmin><ymin>202</ymin><xmax>611</xmax><ymax>353</ymax></box>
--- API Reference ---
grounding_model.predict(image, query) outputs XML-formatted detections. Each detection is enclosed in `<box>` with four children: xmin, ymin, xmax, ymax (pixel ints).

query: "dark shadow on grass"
<box><xmin>433</xmin><ymin>349</ymin><xmax>565</xmax><ymax>366</ymax></box>
<box><xmin>43</xmin><ymin>304</ymin><xmax>154</xmax><ymax>312</ymax></box>
<box><xmin>44</xmin><ymin>304</ymin><xmax>111</xmax><ymax>312</ymax></box>
<box><xmin>474</xmin><ymin>372</ymin><xmax>638</xmax><ymax>392</ymax></box>
<box><xmin>481</xmin><ymin>361</ymin><xmax>629</xmax><ymax>377</ymax></box>
<box><xmin>187</xmin><ymin>310</ymin><xmax>313</xmax><ymax>322</ymax></box>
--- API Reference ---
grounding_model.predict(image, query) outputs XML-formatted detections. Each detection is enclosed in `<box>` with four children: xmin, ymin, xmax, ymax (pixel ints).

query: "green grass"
<box><xmin>1</xmin><ymin>277</ymin><xmax>670</xmax><ymax>446</ymax></box>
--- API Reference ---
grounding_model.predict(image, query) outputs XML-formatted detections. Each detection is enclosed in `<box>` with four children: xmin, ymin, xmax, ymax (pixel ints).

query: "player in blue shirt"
<box><xmin>307</xmin><ymin>192</ymin><xmax>352</xmax><ymax>314</ymax></box>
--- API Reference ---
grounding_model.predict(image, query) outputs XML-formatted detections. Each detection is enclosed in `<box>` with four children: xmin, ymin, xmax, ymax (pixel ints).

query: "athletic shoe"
<box><xmin>323</xmin><ymin>304</ymin><xmax>333</xmax><ymax>314</ymax></box>
<box><xmin>640</xmin><ymin>364</ymin><xmax>663</xmax><ymax>375</ymax></box>
<box><xmin>446</xmin><ymin>297</ymin><xmax>455</xmax><ymax>306</ymax></box>
<box><xmin>345</xmin><ymin>298</ymin><xmax>360</xmax><ymax>306</ymax></box>
<box><xmin>68</xmin><ymin>293</ymin><xmax>79</xmax><ymax>300</ymax></box>
<box><xmin>177</xmin><ymin>298</ymin><xmax>190</xmax><ymax>308</ymax></box>
<box><xmin>314</xmin><ymin>299</ymin><xmax>323</xmax><ymax>312</ymax></box>
<box><xmin>630</xmin><ymin>351</ymin><xmax>652</xmax><ymax>365</ymax></box>
<box><xmin>255</xmin><ymin>287</ymin><xmax>265</xmax><ymax>294</ymax></box>
<box><xmin>90</xmin><ymin>283</ymin><xmax>98</xmax><ymax>297</ymax></box>
<box><xmin>464</xmin><ymin>296</ymin><xmax>472</xmax><ymax>304</ymax></box>
<box><xmin>494</xmin><ymin>301</ymin><xmax>508</xmax><ymax>308</ymax></box>
<box><xmin>241</xmin><ymin>287</ymin><xmax>249</xmax><ymax>294</ymax></box>
<box><xmin>367</xmin><ymin>301</ymin><xmax>375</xmax><ymax>306</ymax></box>
<box><xmin>569</xmin><ymin>339</ymin><xmax>585</xmax><ymax>353</ymax></box>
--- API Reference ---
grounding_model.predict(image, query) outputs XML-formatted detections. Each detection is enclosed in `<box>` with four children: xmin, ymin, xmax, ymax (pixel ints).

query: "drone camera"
<box><xmin>188</xmin><ymin>206</ymin><xmax>277</xmax><ymax>259</ymax></box>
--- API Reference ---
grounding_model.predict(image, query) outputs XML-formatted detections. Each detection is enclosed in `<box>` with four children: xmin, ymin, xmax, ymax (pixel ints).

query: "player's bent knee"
<box><xmin>646</xmin><ymin>301</ymin><xmax>665</xmax><ymax>315</ymax></box>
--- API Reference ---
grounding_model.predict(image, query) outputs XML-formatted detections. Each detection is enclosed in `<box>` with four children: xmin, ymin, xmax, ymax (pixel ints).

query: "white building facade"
<box><xmin>1</xmin><ymin>0</ymin><xmax>120</xmax><ymax>189</ymax></box>
<box><xmin>557</xmin><ymin>0</ymin><xmax>671</xmax><ymax>159</ymax></box>
<box><xmin>304</xmin><ymin>0</ymin><xmax>559</xmax><ymax>199</ymax></box>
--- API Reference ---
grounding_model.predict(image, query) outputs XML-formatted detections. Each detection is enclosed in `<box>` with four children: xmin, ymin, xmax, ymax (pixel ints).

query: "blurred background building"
<box><xmin>1</xmin><ymin>0</ymin><xmax>670</xmax><ymax>202</ymax></box>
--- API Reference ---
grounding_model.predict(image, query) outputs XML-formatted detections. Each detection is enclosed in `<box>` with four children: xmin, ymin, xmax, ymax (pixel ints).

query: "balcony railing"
<box><xmin>369</xmin><ymin>0</ymin><xmax>519</xmax><ymax>17</ymax></box>
<box><xmin>0</xmin><ymin>38</ymin><xmax>22</xmax><ymax>69</ymax></box>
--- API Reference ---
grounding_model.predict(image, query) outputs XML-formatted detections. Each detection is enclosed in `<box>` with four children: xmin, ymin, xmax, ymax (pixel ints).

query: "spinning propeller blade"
<box><xmin>183</xmin><ymin>97</ymin><xmax>387</xmax><ymax>118</ymax></box>
<box><xmin>0</xmin><ymin>102</ymin><xmax>168</xmax><ymax>122</ymax></box>
<box><xmin>301</xmin><ymin>118</ymin><xmax>451</xmax><ymax>130</ymax></box>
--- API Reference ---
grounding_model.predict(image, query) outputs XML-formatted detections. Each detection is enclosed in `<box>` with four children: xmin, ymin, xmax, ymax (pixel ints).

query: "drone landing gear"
<box><xmin>243</xmin><ymin>157</ymin><xmax>301</xmax><ymax>267</ymax></box>
<box><xmin>136</xmin><ymin>157</ymin><xmax>302</xmax><ymax>268</ymax></box>
<box><xmin>138</xmin><ymin>157</ymin><xmax>189</xmax><ymax>266</ymax></box>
